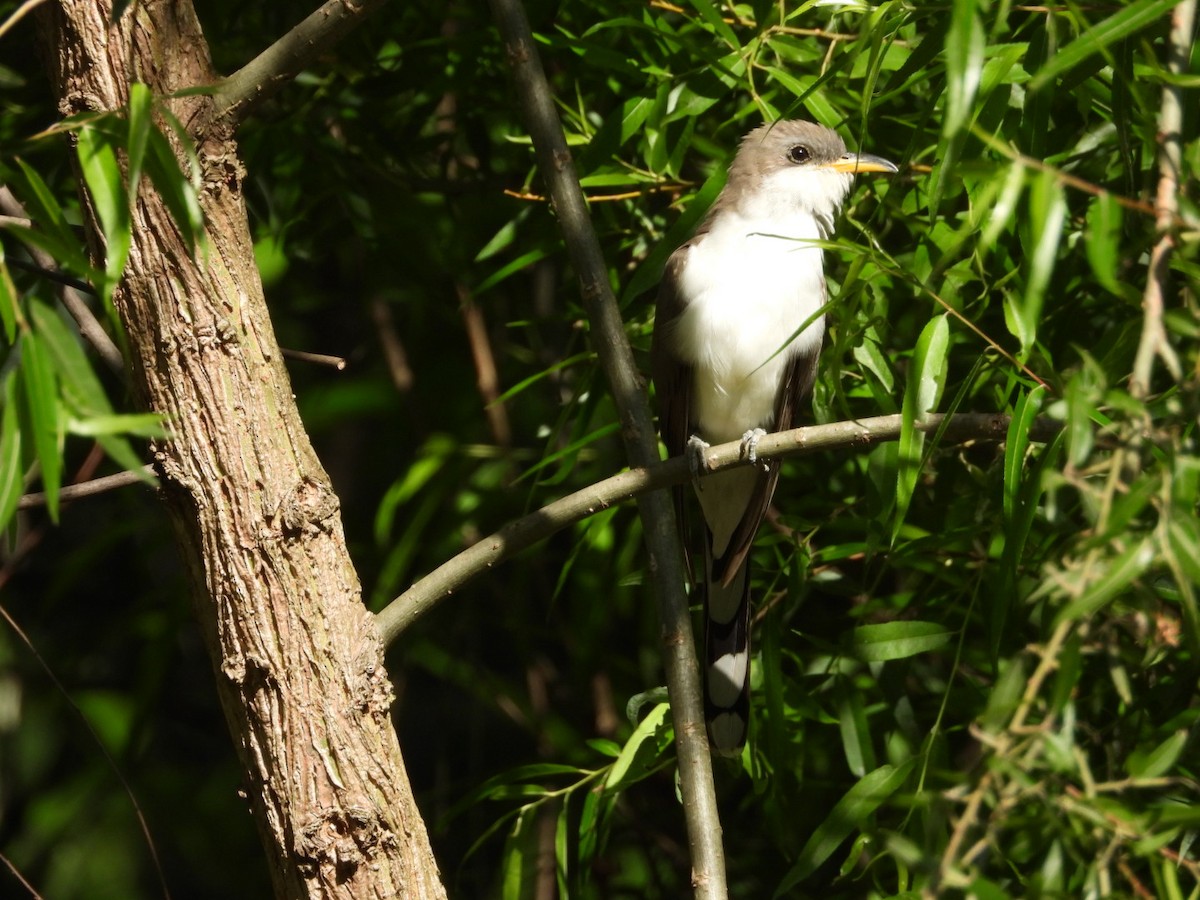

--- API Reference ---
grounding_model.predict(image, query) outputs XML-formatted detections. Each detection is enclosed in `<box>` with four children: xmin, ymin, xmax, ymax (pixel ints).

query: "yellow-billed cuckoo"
<box><xmin>651</xmin><ymin>120</ymin><xmax>897</xmax><ymax>756</ymax></box>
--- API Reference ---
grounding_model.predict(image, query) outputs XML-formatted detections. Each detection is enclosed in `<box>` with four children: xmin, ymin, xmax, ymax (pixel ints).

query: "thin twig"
<box><xmin>0</xmin><ymin>0</ymin><xmax>49</xmax><ymax>42</ymax></box>
<box><xmin>457</xmin><ymin>281</ymin><xmax>512</xmax><ymax>448</ymax></box>
<box><xmin>1129</xmin><ymin>0</ymin><xmax>1193</xmax><ymax>397</ymax></box>
<box><xmin>503</xmin><ymin>183</ymin><xmax>686</xmax><ymax>203</ymax></box>
<box><xmin>279</xmin><ymin>347</ymin><xmax>347</xmax><ymax>370</ymax></box>
<box><xmin>18</xmin><ymin>465</ymin><xmax>155</xmax><ymax>509</ymax></box>
<box><xmin>483</xmin><ymin>0</ymin><xmax>727</xmax><ymax>892</ymax></box>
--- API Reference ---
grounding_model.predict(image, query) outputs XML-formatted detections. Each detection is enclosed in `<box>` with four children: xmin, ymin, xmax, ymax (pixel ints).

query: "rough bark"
<box><xmin>38</xmin><ymin>1</ymin><xmax>447</xmax><ymax>896</ymax></box>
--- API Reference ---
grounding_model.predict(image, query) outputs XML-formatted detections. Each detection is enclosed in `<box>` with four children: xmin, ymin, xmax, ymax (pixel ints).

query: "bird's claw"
<box><xmin>740</xmin><ymin>428</ymin><xmax>767</xmax><ymax>465</ymax></box>
<box><xmin>686</xmin><ymin>435</ymin><xmax>712</xmax><ymax>485</ymax></box>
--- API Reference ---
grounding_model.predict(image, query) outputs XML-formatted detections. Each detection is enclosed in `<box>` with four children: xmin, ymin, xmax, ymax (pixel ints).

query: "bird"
<box><xmin>651</xmin><ymin>120</ymin><xmax>897</xmax><ymax>756</ymax></box>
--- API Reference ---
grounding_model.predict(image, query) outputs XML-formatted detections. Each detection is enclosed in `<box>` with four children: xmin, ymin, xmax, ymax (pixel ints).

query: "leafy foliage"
<box><xmin>1</xmin><ymin>0</ymin><xmax>1198</xmax><ymax>897</ymax></box>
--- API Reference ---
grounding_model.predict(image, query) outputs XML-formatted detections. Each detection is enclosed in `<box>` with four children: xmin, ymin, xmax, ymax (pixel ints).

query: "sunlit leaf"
<box><xmin>604</xmin><ymin>701</ymin><xmax>669</xmax><ymax>791</ymax></box>
<box><xmin>17</xmin><ymin>330</ymin><xmax>62</xmax><ymax>520</ymax></box>
<box><xmin>850</xmin><ymin>621</ymin><xmax>955</xmax><ymax>662</ymax></box>
<box><xmin>77</xmin><ymin>122</ymin><xmax>132</xmax><ymax>298</ymax></box>
<box><xmin>893</xmin><ymin>315</ymin><xmax>950</xmax><ymax>543</ymax></box>
<box><xmin>1126</xmin><ymin>730</ymin><xmax>1187</xmax><ymax>780</ymax></box>
<box><xmin>944</xmin><ymin>0</ymin><xmax>984</xmax><ymax>138</ymax></box>
<box><xmin>0</xmin><ymin>372</ymin><xmax>22</xmax><ymax>535</ymax></box>
<box><xmin>126</xmin><ymin>82</ymin><xmax>153</xmax><ymax>201</ymax></box>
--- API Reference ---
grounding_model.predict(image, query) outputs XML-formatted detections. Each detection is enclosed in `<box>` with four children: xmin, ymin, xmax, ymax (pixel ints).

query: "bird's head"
<box><xmin>724</xmin><ymin>120</ymin><xmax>897</xmax><ymax>233</ymax></box>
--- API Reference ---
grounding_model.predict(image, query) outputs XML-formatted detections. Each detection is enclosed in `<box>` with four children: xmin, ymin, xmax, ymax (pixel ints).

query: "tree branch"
<box><xmin>484</xmin><ymin>0</ymin><xmax>727</xmax><ymax>893</ymax></box>
<box><xmin>1129</xmin><ymin>0</ymin><xmax>1193</xmax><ymax>398</ymax></box>
<box><xmin>210</xmin><ymin>0</ymin><xmax>389</xmax><ymax>129</ymax></box>
<box><xmin>376</xmin><ymin>412</ymin><xmax>1057</xmax><ymax>643</ymax></box>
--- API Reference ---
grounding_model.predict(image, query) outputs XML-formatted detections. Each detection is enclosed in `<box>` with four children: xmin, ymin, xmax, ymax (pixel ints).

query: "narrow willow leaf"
<box><xmin>1004</xmin><ymin>385</ymin><xmax>1044</xmax><ymax>524</ymax></box>
<box><xmin>1085</xmin><ymin>193</ymin><xmax>1122</xmax><ymax>294</ymax></box>
<box><xmin>554</xmin><ymin>793</ymin><xmax>570</xmax><ymax>898</ymax></box>
<box><xmin>981</xmin><ymin>656</ymin><xmax>1027</xmax><ymax>732</ymax></box>
<box><xmin>1029</xmin><ymin>0</ymin><xmax>1185</xmax><ymax>90</ymax></box>
<box><xmin>68</xmin><ymin>412</ymin><xmax>167</xmax><ymax>438</ymax></box>
<box><xmin>776</xmin><ymin>761</ymin><xmax>914</xmax><ymax>893</ymax></box>
<box><xmin>143</xmin><ymin>125</ymin><xmax>204</xmax><ymax>252</ymax></box>
<box><xmin>77</xmin><ymin>125</ymin><xmax>132</xmax><ymax>298</ymax></box>
<box><xmin>126</xmin><ymin>81</ymin><xmax>153</xmax><ymax>201</ymax></box>
<box><xmin>894</xmin><ymin>316</ymin><xmax>950</xmax><ymax>543</ymax></box>
<box><xmin>0</xmin><ymin>373</ymin><xmax>22</xmax><ymax>535</ymax></box>
<box><xmin>13</xmin><ymin>159</ymin><xmax>91</xmax><ymax>275</ymax></box>
<box><xmin>1126</xmin><ymin>730</ymin><xmax>1187</xmax><ymax>780</ymax></box>
<box><xmin>501</xmin><ymin>806</ymin><xmax>538</xmax><ymax>900</ymax></box>
<box><xmin>943</xmin><ymin>0</ymin><xmax>984</xmax><ymax>138</ymax></box>
<box><xmin>604</xmin><ymin>701</ymin><xmax>669</xmax><ymax>791</ymax></box>
<box><xmin>17</xmin><ymin>330</ymin><xmax>62</xmax><ymax>520</ymax></box>
<box><xmin>29</xmin><ymin>299</ymin><xmax>110</xmax><ymax>416</ymax></box>
<box><xmin>850</xmin><ymin>621</ymin><xmax>955</xmax><ymax>662</ymax></box>
<box><xmin>835</xmin><ymin>676</ymin><xmax>874</xmax><ymax>777</ymax></box>
<box><xmin>0</xmin><ymin>247</ymin><xmax>21</xmax><ymax>342</ymax></box>
<box><xmin>1012</xmin><ymin>169</ymin><xmax>1065</xmax><ymax>356</ymax></box>
<box><xmin>979</xmin><ymin>162</ymin><xmax>1025</xmax><ymax>253</ymax></box>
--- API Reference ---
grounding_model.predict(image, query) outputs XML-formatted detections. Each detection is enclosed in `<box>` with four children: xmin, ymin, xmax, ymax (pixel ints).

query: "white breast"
<box><xmin>670</xmin><ymin>206</ymin><xmax>828</xmax><ymax>444</ymax></box>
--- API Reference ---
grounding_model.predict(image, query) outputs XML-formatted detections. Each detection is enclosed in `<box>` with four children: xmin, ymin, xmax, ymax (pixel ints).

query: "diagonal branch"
<box><xmin>376</xmin><ymin>412</ymin><xmax>1058</xmax><ymax>643</ymax></box>
<box><xmin>210</xmin><ymin>0</ymin><xmax>389</xmax><ymax>129</ymax></box>
<box><xmin>484</xmin><ymin>0</ymin><xmax>727</xmax><ymax>894</ymax></box>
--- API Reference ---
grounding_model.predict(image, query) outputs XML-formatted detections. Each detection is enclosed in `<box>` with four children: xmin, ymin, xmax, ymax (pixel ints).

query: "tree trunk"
<box><xmin>39</xmin><ymin>2</ymin><xmax>447</xmax><ymax>896</ymax></box>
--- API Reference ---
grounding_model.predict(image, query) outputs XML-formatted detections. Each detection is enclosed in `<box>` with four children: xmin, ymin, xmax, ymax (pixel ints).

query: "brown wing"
<box><xmin>651</xmin><ymin>245</ymin><xmax>697</xmax><ymax>568</ymax></box>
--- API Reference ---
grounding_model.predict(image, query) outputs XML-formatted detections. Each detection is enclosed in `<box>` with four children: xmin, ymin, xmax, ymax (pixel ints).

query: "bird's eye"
<box><xmin>787</xmin><ymin>145</ymin><xmax>811</xmax><ymax>164</ymax></box>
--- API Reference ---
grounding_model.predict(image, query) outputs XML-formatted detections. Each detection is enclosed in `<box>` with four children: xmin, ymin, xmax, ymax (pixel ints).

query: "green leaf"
<box><xmin>77</xmin><ymin>123</ymin><xmax>132</xmax><ymax>296</ymax></box>
<box><xmin>776</xmin><ymin>761</ymin><xmax>914</xmax><ymax>893</ymax></box>
<box><xmin>68</xmin><ymin>412</ymin><xmax>167</xmax><ymax>438</ymax></box>
<box><xmin>143</xmin><ymin>123</ymin><xmax>204</xmax><ymax>252</ymax></box>
<box><xmin>17</xmin><ymin>330</ymin><xmax>62</xmax><ymax>520</ymax></box>
<box><xmin>835</xmin><ymin>676</ymin><xmax>875</xmax><ymax>777</ymax></box>
<box><xmin>13</xmin><ymin>159</ymin><xmax>91</xmax><ymax>275</ymax></box>
<box><xmin>501</xmin><ymin>805</ymin><xmax>539</xmax><ymax>900</ymax></box>
<box><xmin>981</xmin><ymin>656</ymin><xmax>1027</xmax><ymax>733</ymax></box>
<box><xmin>849</xmin><ymin>621</ymin><xmax>955</xmax><ymax>662</ymax></box>
<box><xmin>1126</xmin><ymin>730</ymin><xmax>1187</xmax><ymax>780</ymax></box>
<box><xmin>0</xmin><ymin>247</ymin><xmax>21</xmax><ymax>342</ymax></box>
<box><xmin>28</xmin><ymin>299</ymin><xmax>110</xmax><ymax>417</ymax></box>
<box><xmin>126</xmin><ymin>82</ymin><xmax>153</xmax><ymax>202</ymax></box>
<box><xmin>1029</xmin><ymin>0</ymin><xmax>1185</xmax><ymax>90</ymax></box>
<box><xmin>604</xmin><ymin>701</ymin><xmax>670</xmax><ymax>791</ymax></box>
<box><xmin>1009</xmin><ymin>169</ymin><xmax>1064</xmax><ymax>357</ymax></box>
<box><xmin>1004</xmin><ymin>385</ymin><xmax>1044</xmax><ymax>525</ymax></box>
<box><xmin>1084</xmin><ymin>193</ymin><xmax>1122</xmax><ymax>294</ymax></box>
<box><xmin>0</xmin><ymin>373</ymin><xmax>23</xmax><ymax>536</ymax></box>
<box><xmin>943</xmin><ymin>0</ymin><xmax>984</xmax><ymax>138</ymax></box>
<box><xmin>893</xmin><ymin>315</ymin><xmax>950</xmax><ymax>543</ymax></box>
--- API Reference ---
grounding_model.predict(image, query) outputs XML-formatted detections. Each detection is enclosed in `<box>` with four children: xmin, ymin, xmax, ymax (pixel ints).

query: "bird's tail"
<box><xmin>703</xmin><ymin>554</ymin><xmax>751</xmax><ymax>756</ymax></box>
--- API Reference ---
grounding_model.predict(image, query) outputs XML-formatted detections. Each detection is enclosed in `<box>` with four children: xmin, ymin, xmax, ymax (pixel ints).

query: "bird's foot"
<box><xmin>686</xmin><ymin>435</ymin><xmax>712</xmax><ymax>484</ymax></box>
<box><xmin>740</xmin><ymin>428</ymin><xmax>767</xmax><ymax>464</ymax></box>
